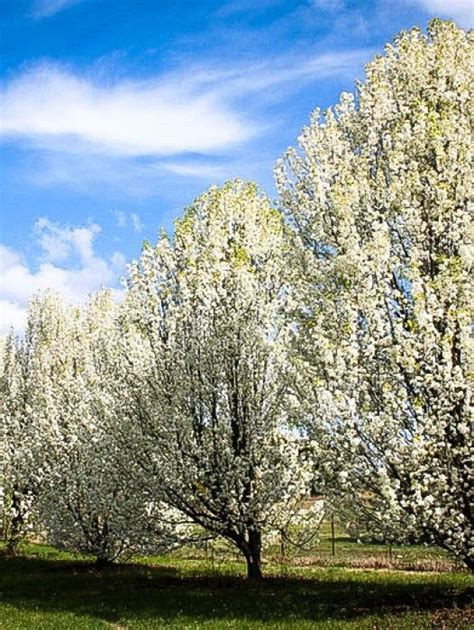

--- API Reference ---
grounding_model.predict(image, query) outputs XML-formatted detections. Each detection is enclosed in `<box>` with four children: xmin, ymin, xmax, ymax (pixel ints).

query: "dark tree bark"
<box><xmin>94</xmin><ymin>556</ymin><xmax>112</xmax><ymax>569</ymax></box>
<box><xmin>238</xmin><ymin>529</ymin><xmax>263</xmax><ymax>580</ymax></box>
<box><xmin>463</xmin><ymin>555</ymin><xmax>474</xmax><ymax>573</ymax></box>
<box><xmin>4</xmin><ymin>488</ymin><xmax>24</xmax><ymax>557</ymax></box>
<box><xmin>4</xmin><ymin>539</ymin><xmax>19</xmax><ymax>557</ymax></box>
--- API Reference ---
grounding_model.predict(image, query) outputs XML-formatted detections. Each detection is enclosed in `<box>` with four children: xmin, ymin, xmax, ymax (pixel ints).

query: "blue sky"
<box><xmin>0</xmin><ymin>0</ymin><xmax>472</xmax><ymax>333</ymax></box>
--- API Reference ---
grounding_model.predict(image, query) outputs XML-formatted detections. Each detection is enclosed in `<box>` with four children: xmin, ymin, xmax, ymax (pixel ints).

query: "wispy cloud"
<box><xmin>163</xmin><ymin>161</ymin><xmax>229</xmax><ymax>179</ymax></box>
<box><xmin>22</xmin><ymin>150</ymin><xmax>163</xmax><ymax>197</ymax></box>
<box><xmin>130</xmin><ymin>213</ymin><xmax>143</xmax><ymax>233</ymax></box>
<box><xmin>0</xmin><ymin>63</ymin><xmax>253</xmax><ymax>157</ymax></box>
<box><xmin>0</xmin><ymin>219</ymin><xmax>125</xmax><ymax>334</ymax></box>
<box><xmin>228</xmin><ymin>49</ymin><xmax>371</xmax><ymax>93</ymax></box>
<box><xmin>114</xmin><ymin>210</ymin><xmax>128</xmax><ymax>228</ymax></box>
<box><xmin>406</xmin><ymin>0</ymin><xmax>473</xmax><ymax>27</ymax></box>
<box><xmin>1</xmin><ymin>48</ymin><xmax>370</xmax><ymax>156</ymax></box>
<box><xmin>113</xmin><ymin>210</ymin><xmax>144</xmax><ymax>233</ymax></box>
<box><xmin>32</xmin><ymin>0</ymin><xmax>84</xmax><ymax>19</ymax></box>
<box><xmin>0</xmin><ymin>47</ymin><xmax>371</xmax><ymax>192</ymax></box>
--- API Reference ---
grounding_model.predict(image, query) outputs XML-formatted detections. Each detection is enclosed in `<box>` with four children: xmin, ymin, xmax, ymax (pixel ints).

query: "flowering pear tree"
<box><xmin>276</xmin><ymin>21</ymin><xmax>473</xmax><ymax>567</ymax></box>
<box><xmin>0</xmin><ymin>333</ymin><xmax>38</xmax><ymax>554</ymax></box>
<box><xmin>125</xmin><ymin>180</ymin><xmax>313</xmax><ymax>578</ymax></box>
<box><xmin>25</xmin><ymin>291</ymin><xmax>184</xmax><ymax>564</ymax></box>
<box><xmin>0</xmin><ymin>297</ymin><xmax>65</xmax><ymax>555</ymax></box>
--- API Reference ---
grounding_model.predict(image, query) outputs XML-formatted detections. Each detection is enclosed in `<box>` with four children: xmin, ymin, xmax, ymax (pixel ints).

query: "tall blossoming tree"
<box><xmin>125</xmin><ymin>180</ymin><xmax>312</xmax><ymax>579</ymax></box>
<box><xmin>276</xmin><ymin>21</ymin><xmax>473</xmax><ymax>567</ymax></box>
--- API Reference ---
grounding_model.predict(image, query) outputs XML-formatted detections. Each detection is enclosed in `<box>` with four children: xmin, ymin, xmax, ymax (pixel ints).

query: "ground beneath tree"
<box><xmin>0</xmin><ymin>544</ymin><xmax>472</xmax><ymax>628</ymax></box>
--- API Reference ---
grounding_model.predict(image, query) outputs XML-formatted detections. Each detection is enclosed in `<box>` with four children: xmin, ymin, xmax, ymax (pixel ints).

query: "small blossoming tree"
<box><xmin>0</xmin><ymin>332</ymin><xmax>39</xmax><ymax>554</ymax></box>
<box><xmin>20</xmin><ymin>291</ymin><xmax>185</xmax><ymax>564</ymax></box>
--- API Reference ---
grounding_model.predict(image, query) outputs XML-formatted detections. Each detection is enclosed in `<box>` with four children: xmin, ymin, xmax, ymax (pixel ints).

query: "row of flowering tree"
<box><xmin>1</xmin><ymin>20</ymin><xmax>472</xmax><ymax>575</ymax></box>
<box><xmin>0</xmin><ymin>182</ymin><xmax>316</xmax><ymax>579</ymax></box>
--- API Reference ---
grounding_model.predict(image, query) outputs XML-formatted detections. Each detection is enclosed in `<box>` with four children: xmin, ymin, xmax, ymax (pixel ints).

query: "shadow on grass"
<box><xmin>0</xmin><ymin>554</ymin><xmax>472</xmax><ymax>627</ymax></box>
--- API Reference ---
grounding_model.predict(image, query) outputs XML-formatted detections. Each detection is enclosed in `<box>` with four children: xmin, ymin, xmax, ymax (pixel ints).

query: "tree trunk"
<box><xmin>94</xmin><ymin>556</ymin><xmax>112</xmax><ymax>569</ymax></box>
<box><xmin>241</xmin><ymin>529</ymin><xmax>263</xmax><ymax>580</ymax></box>
<box><xmin>4</xmin><ymin>538</ymin><xmax>19</xmax><ymax>558</ymax></box>
<box><xmin>330</xmin><ymin>513</ymin><xmax>336</xmax><ymax>557</ymax></box>
<box><xmin>5</xmin><ymin>489</ymin><xmax>23</xmax><ymax>556</ymax></box>
<box><xmin>244</xmin><ymin>550</ymin><xmax>262</xmax><ymax>579</ymax></box>
<box><xmin>463</xmin><ymin>555</ymin><xmax>474</xmax><ymax>572</ymax></box>
<box><xmin>280</xmin><ymin>529</ymin><xmax>286</xmax><ymax>558</ymax></box>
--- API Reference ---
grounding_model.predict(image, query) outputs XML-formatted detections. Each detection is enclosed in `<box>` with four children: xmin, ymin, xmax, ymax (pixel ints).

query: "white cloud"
<box><xmin>0</xmin><ymin>49</ymin><xmax>370</xmax><ymax>159</ymax></box>
<box><xmin>164</xmin><ymin>162</ymin><xmax>229</xmax><ymax>179</ymax></box>
<box><xmin>114</xmin><ymin>210</ymin><xmax>127</xmax><ymax>228</ymax></box>
<box><xmin>32</xmin><ymin>0</ymin><xmax>84</xmax><ymax>18</ymax></box>
<box><xmin>172</xmin><ymin>49</ymin><xmax>371</xmax><ymax>100</ymax></box>
<box><xmin>0</xmin><ymin>48</ymin><xmax>371</xmax><ymax>192</ymax></box>
<box><xmin>408</xmin><ymin>0</ymin><xmax>473</xmax><ymax>27</ymax></box>
<box><xmin>113</xmin><ymin>210</ymin><xmax>144</xmax><ymax>233</ymax></box>
<box><xmin>0</xmin><ymin>64</ymin><xmax>253</xmax><ymax>157</ymax></box>
<box><xmin>0</xmin><ymin>220</ymin><xmax>126</xmax><ymax>335</ymax></box>
<box><xmin>244</xmin><ymin>49</ymin><xmax>371</xmax><ymax>90</ymax></box>
<box><xmin>130</xmin><ymin>213</ymin><xmax>143</xmax><ymax>233</ymax></box>
<box><xmin>34</xmin><ymin>217</ymin><xmax>101</xmax><ymax>264</ymax></box>
<box><xmin>0</xmin><ymin>300</ymin><xmax>28</xmax><ymax>335</ymax></box>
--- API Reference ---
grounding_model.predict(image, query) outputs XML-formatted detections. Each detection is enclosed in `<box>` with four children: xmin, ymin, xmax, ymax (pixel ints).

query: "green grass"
<box><xmin>0</xmin><ymin>542</ymin><xmax>472</xmax><ymax>629</ymax></box>
<box><xmin>175</xmin><ymin>519</ymin><xmax>456</xmax><ymax>573</ymax></box>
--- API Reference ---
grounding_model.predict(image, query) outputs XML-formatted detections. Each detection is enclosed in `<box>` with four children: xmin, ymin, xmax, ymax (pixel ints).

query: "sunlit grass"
<box><xmin>1</xmin><ymin>538</ymin><xmax>472</xmax><ymax>629</ymax></box>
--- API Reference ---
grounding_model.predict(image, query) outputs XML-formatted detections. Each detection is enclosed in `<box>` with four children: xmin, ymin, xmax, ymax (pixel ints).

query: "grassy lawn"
<box><xmin>0</xmin><ymin>541</ymin><xmax>473</xmax><ymax>629</ymax></box>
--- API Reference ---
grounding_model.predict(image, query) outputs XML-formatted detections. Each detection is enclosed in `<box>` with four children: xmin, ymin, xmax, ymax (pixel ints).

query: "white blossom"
<box><xmin>277</xmin><ymin>20</ymin><xmax>473</xmax><ymax>568</ymax></box>
<box><xmin>124</xmin><ymin>180</ymin><xmax>313</xmax><ymax>578</ymax></box>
